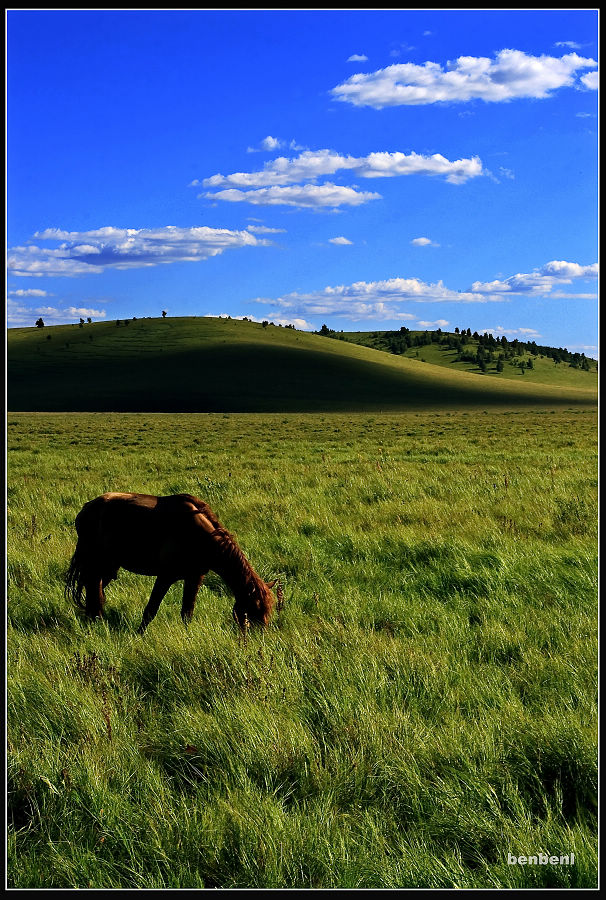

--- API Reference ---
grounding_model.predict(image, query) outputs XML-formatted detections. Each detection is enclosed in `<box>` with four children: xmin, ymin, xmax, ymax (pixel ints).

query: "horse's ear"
<box><xmin>266</xmin><ymin>579</ymin><xmax>277</xmax><ymax>589</ymax></box>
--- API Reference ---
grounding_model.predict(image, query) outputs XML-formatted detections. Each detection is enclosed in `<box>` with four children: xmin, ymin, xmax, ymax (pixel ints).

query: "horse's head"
<box><xmin>233</xmin><ymin>579</ymin><xmax>282</xmax><ymax>628</ymax></box>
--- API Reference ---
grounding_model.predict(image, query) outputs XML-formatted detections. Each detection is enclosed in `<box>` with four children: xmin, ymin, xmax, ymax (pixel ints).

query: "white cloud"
<box><xmin>7</xmin><ymin>245</ymin><xmax>104</xmax><ymax>277</ymax></box>
<box><xmin>411</xmin><ymin>236</ymin><xmax>439</xmax><ymax>247</ymax></box>
<box><xmin>246</xmin><ymin>224</ymin><xmax>287</xmax><ymax>234</ymax></box>
<box><xmin>202</xmin><ymin>148</ymin><xmax>484</xmax><ymax>189</ymax></box>
<box><xmin>498</xmin><ymin>166</ymin><xmax>515</xmax><ymax>180</ymax></box>
<box><xmin>205</xmin><ymin>312</ymin><xmax>313</xmax><ymax>330</ymax></box>
<box><xmin>331</xmin><ymin>49</ymin><xmax>597</xmax><ymax>107</ymax></box>
<box><xmin>250</xmin><ymin>258</ymin><xmax>598</xmax><ymax>324</ymax></box>
<box><xmin>65</xmin><ymin>306</ymin><xmax>107</xmax><ymax>318</ymax></box>
<box><xmin>329</xmin><ymin>236</ymin><xmax>353</xmax><ymax>245</ymax></box>
<box><xmin>348</xmin><ymin>54</ymin><xmax>368</xmax><ymax>62</ymax></box>
<box><xmin>554</xmin><ymin>40</ymin><xmax>582</xmax><ymax>50</ymax></box>
<box><xmin>261</xmin><ymin>136</ymin><xmax>282</xmax><ymax>151</ymax></box>
<box><xmin>549</xmin><ymin>292</ymin><xmax>597</xmax><ymax>300</ymax></box>
<box><xmin>247</xmin><ymin>135</ymin><xmax>284</xmax><ymax>153</ymax></box>
<box><xmin>390</xmin><ymin>43</ymin><xmax>416</xmax><ymax>58</ymax></box>
<box><xmin>7</xmin><ymin>225</ymin><xmax>270</xmax><ymax>277</ymax></box>
<box><xmin>252</xmin><ymin>276</ymin><xmax>497</xmax><ymax>322</ymax></box>
<box><xmin>7</xmin><ymin>297</ymin><xmax>106</xmax><ymax>326</ymax></box>
<box><xmin>580</xmin><ymin>70</ymin><xmax>598</xmax><ymax>90</ymax></box>
<box><xmin>202</xmin><ymin>183</ymin><xmax>382</xmax><ymax>209</ymax></box>
<box><xmin>541</xmin><ymin>260</ymin><xmax>598</xmax><ymax>278</ymax></box>
<box><xmin>417</xmin><ymin>319</ymin><xmax>449</xmax><ymax>327</ymax></box>
<box><xmin>8</xmin><ymin>288</ymin><xmax>53</xmax><ymax>297</ymax></box>
<box><xmin>470</xmin><ymin>260</ymin><xmax>598</xmax><ymax>296</ymax></box>
<box><xmin>480</xmin><ymin>325</ymin><xmax>542</xmax><ymax>338</ymax></box>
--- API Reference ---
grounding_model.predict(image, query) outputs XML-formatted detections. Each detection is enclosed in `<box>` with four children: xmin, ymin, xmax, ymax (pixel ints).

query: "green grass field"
<box><xmin>7</xmin><ymin>317</ymin><xmax>597</xmax><ymax>412</ymax></box>
<box><xmin>7</xmin><ymin>408</ymin><xmax>598</xmax><ymax>888</ymax></box>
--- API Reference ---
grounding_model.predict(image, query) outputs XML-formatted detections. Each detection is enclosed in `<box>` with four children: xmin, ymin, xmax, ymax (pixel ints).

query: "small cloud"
<box><xmin>554</xmin><ymin>40</ymin><xmax>582</xmax><ymax>49</ymax></box>
<box><xmin>417</xmin><ymin>319</ymin><xmax>449</xmax><ymax>328</ymax></box>
<box><xmin>498</xmin><ymin>166</ymin><xmax>515</xmax><ymax>180</ymax></box>
<box><xmin>480</xmin><ymin>325</ymin><xmax>542</xmax><ymax>338</ymax></box>
<box><xmin>203</xmin><ymin>183</ymin><xmax>382</xmax><ymax>209</ymax></box>
<box><xmin>549</xmin><ymin>291</ymin><xmax>597</xmax><ymax>300</ymax></box>
<box><xmin>7</xmin><ymin>297</ymin><xmax>107</xmax><ymax>326</ymax></box>
<box><xmin>329</xmin><ymin>236</ymin><xmax>353</xmax><ymax>245</ymax></box>
<box><xmin>568</xmin><ymin>343</ymin><xmax>597</xmax><ymax>354</ymax></box>
<box><xmin>261</xmin><ymin>136</ymin><xmax>282</xmax><ymax>151</ymax></box>
<box><xmin>205</xmin><ymin>312</ymin><xmax>313</xmax><ymax>330</ymax></box>
<box><xmin>65</xmin><ymin>306</ymin><xmax>107</xmax><ymax>319</ymax></box>
<box><xmin>8</xmin><ymin>288</ymin><xmax>53</xmax><ymax>297</ymax></box>
<box><xmin>347</xmin><ymin>53</ymin><xmax>368</xmax><ymax>62</ymax></box>
<box><xmin>580</xmin><ymin>71</ymin><xmax>598</xmax><ymax>91</ymax></box>
<box><xmin>246</xmin><ymin>224</ymin><xmax>287</xmax><ymax>234</ymax></box>
<box><xmin>247</xmin><ymin>135</ymin><xmax>284</xmax><ymax>153</ymax></box>
<box><xmin>423</xmin><ymin>31</ymin><xmax>433</xmax><ymax>37</ymax></box>
<box><xmin>411</xmin><ymin>236</ymin><xmax>439</xmax><ymax>247</ymax></box>
<box><xmin>389</xmin><ymin>43</ymin><xmax>415</xmax><ymax>59</ymax></box>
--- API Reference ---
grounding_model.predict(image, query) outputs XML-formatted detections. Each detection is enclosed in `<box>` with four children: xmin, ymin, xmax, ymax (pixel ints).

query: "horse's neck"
<box><xmin>210</xmin><ymin>531</ymin><xmax>261</xmax><ymax>598</ymax></box>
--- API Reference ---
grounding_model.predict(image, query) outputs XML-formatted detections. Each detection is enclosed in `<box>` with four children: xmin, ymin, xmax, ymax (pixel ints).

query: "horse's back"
<box><xmin>76</xmin><ymin>491</ymin><xmax>221</xmax><ymax>537</ymax></box>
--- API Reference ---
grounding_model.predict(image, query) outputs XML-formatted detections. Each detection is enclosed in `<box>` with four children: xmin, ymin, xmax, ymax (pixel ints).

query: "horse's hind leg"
<box><xmin>181</xmin><ymin>572</ymin><xmax>206</xmax><ymax>625</ymax></box>
<box><xmin>100</xmin><ymin>568</ymin><xmax>118</xmax><ymax>605</ymax></box>
<box><xmin>138</xmin><ymin>574</ymin><xmax>174</xmax><ymax>634</ymax></box>
<box><xmin>84</xmin><ymin>575</ymin><xmax>105</xmax><ymax>619</ymax></box>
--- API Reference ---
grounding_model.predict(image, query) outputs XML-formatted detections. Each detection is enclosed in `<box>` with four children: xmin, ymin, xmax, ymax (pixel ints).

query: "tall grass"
<box><xmin>7</xmin><ymin>409</ymin><xmax>598</xmax><ymax>887</ymax></box>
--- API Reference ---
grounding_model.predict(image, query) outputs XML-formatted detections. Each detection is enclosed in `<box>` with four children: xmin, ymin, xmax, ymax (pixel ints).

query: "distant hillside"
<box><xmin>332</xmin><ymin>326</ymin><xmax>598</xmax><ymax>389</ymax></box>
<box><xmin>7</xmin><ymin>316</ymin><xmax>597</xmax><ymax>412</ymax></box>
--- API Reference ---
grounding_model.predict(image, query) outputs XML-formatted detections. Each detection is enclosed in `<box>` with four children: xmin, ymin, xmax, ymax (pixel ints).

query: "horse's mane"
<box><xmin>181</xmin><ymin>495</ymin><xmax>274</xmax><ymax>622</ymax></box>
<box><xmin>210</xmin><ymin>527</ymin><xmax>263</xmax><ymax>593</ymax></box>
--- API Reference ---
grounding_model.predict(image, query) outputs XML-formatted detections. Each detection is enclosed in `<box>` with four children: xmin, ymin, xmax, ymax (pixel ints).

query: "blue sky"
<box><xmin>7</xmin><ymin>9</ymin><xmax>598</xmax><ymax>355</ymax></box>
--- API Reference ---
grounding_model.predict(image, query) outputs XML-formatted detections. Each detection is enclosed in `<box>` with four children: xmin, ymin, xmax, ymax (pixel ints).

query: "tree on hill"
<box><xmin>162</xmin><ymin>310</ymin><xmax>167</xmax><ymax>318</ymax></box>
<box><xmin>35</xmin><ymin>317</ymin><xmax>45</xmax><ymax>328</ymax></box>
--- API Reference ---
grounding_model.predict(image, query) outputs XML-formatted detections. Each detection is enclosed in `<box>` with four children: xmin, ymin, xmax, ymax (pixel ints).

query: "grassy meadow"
<box><xmin>6</xmin><ymin>408</ymin><xmax>598</xmax><ymax>888</ymax></box>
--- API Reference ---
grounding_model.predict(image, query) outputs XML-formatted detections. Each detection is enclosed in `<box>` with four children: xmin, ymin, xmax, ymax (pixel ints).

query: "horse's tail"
<box><xmin>65</xmin><ymin>498</ymin><xmax>101</xmax><ymax>610</ymax></box>
<box><xmin>65</xmin><ymin>541</ymin><xmax>88</xmax><ymax>609</ymax></box>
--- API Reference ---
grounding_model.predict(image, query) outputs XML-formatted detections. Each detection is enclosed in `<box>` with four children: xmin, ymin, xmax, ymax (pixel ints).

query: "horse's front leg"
<box><xmin>181</xmin><ymin>572</ymin><xmax>206</xmax><ymax>625</ymax></box>
<box><xmin>138</xmin><ymin>574</ymin><xmax>174</xmax><ymax>634</ymax></box>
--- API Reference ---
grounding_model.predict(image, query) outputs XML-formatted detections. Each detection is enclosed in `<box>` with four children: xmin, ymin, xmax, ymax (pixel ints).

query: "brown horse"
<box><xmin>65</xmin><ymin>492</ymin><xmax>279</xmax><ymax>632</ymax></box>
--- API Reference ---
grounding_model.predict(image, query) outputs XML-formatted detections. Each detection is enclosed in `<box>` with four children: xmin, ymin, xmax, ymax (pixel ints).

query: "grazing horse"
<box><xmin>65</xmin><ymin>492</ymin><xmax>279</xmax><ymax>632</ymax></box>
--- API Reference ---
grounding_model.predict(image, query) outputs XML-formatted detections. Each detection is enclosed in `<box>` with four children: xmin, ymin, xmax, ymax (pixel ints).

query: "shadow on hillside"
<box><xmin>9</xmin><ymin>342</ymin><xmax>595</xmax><ymax>412</ymax></box>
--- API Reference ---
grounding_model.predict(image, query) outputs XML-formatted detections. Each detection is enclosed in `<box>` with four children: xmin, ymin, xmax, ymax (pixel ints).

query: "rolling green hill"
<box><xmin>336</xmin><ymin>328</ymin><xmax>598</xmax><ymax>388</ymax></box>
<box><xmin>7</xmin><ymin>316</ymin><xmax>597</xmax><ymax>412</ymax></box>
